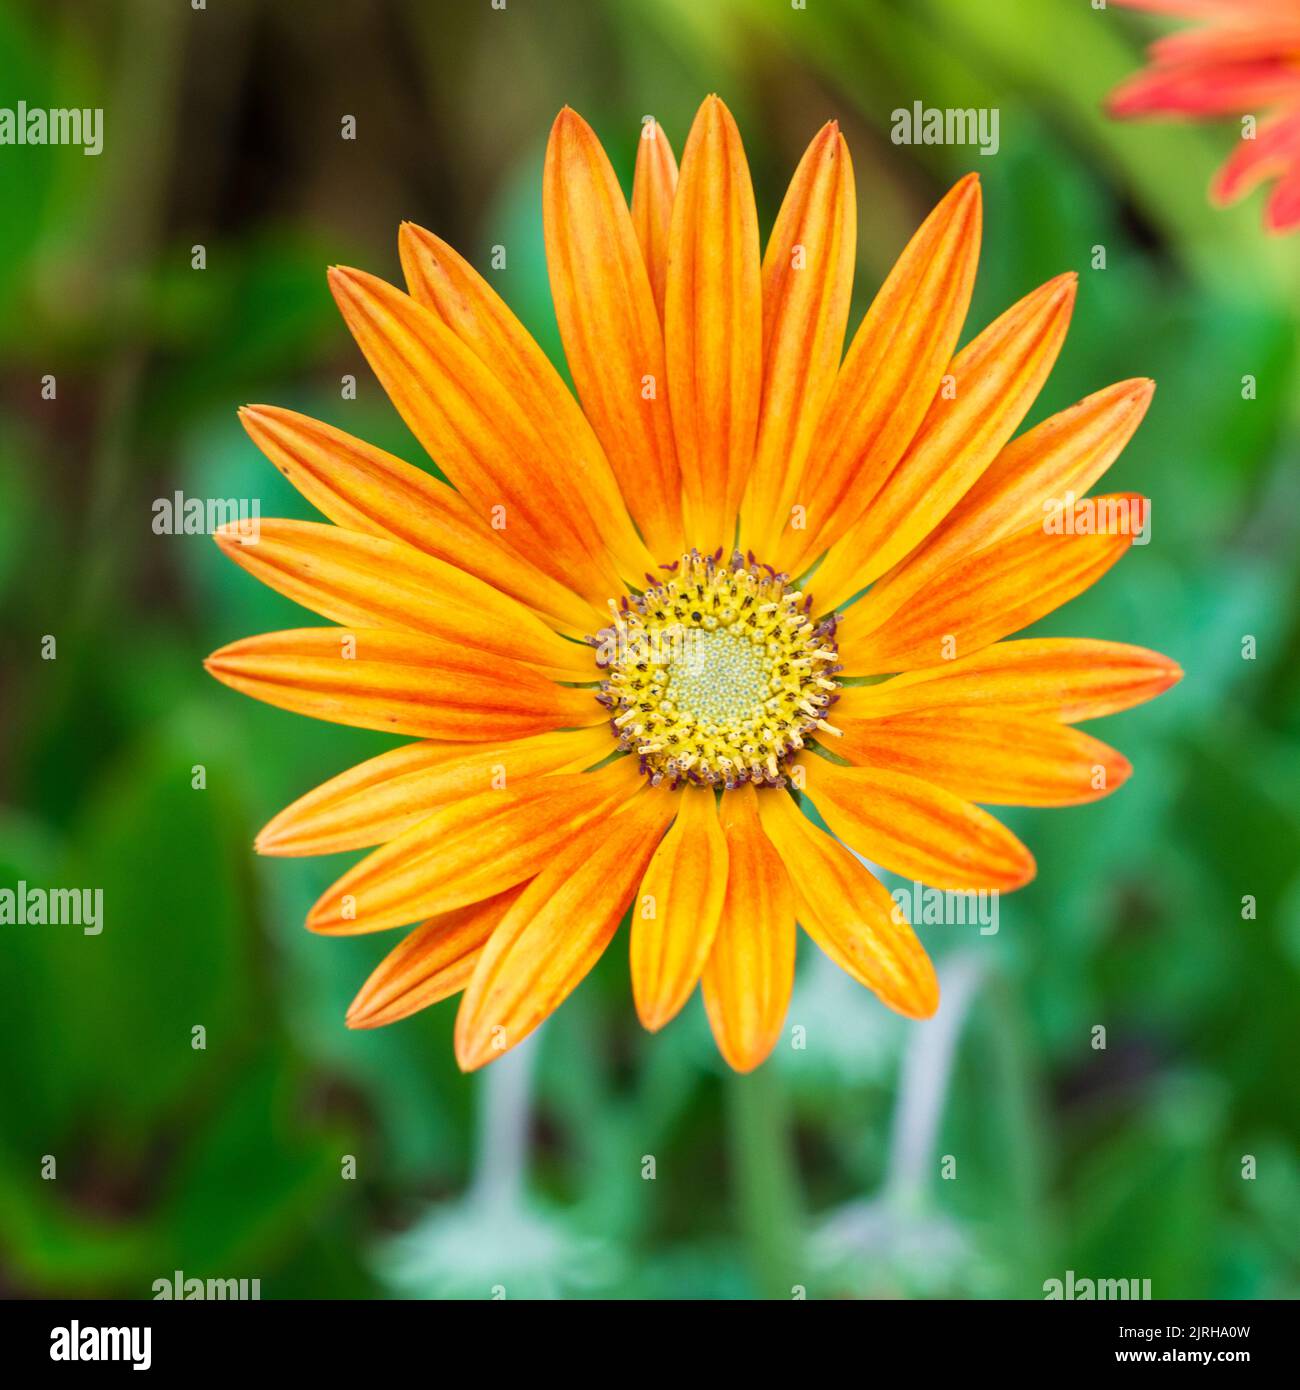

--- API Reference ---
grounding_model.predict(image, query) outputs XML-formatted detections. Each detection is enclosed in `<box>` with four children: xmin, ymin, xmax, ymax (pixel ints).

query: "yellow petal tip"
<box><xmin>453</xmin><ymin>1035</ymin><xmax>494</xmax><ymax>1073</ymax></box>
<box><xmin>252</xmin><ymin>824</ymin><xmax>281</xmax><ymax>856</ymax></box>
<box><xmin>344</xmin><ymin>996</ymin><xmax>380</xmax><ymax>1029</ymax></box>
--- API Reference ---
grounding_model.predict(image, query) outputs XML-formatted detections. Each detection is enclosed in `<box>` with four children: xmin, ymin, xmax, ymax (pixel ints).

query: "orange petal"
<box><xmin>256</xmin><ymin>726</ymin><xmax>613</xmax><ymax>857</ymax></box>
<box><xmin>454</xmin><ymin>786</ymin><xmax>677</xmax><ymax>1070</ymax></box>
<box><xmin>1264</xmin><ymin>164</ymin><xmax>1300</xmax><ymax>233</ymax></box>
<box><xmin>664</xmin><ymin>95</ymin><xmax>762</xmax><ymax>549</ymax></box>
<box><xmin>757</xmin><ymin>790</ymin><xmax>938</xmax><ymax>1018</ymax></box>
<box><xmin>1112</xmin><ymin>0</ymin><xmax>1279</xmax><ymax>17</ymax></box>
<box><xmin>836</xmin><ymin>709</ymin><xmax>1132</xmax><ymax>807</ymax></box>
<box><xmin>328</xmin><ymin>264</ymin><xmax>619</xmax><ymax>604</ymax></box>
<box><xmin>214</xmin><ymin>519</ymin><xmax>597</xmax><ymax>681</ymax></box>
<box><xmin>1147</xmin><ymin>16</ymin><xmax>1300</xmax><ymax>70</ymax></box>
<box><xmin>1108</xmin><ymin>56</ymin><xmax>1300</xmax><ymax>120</ymax></box>
<box><xmin>833</xmin><ymin>638</ymin><xmax>1183</xmax><ymax>724</ymax></box>
<box><xmin>837</xmin><ymin>494</ymin><xmax>1144</xmax><ymax>674</ymax></box>
<box><xmin>307</xmin><ymin>760</ymin><xmax>644</xmax><ymax>935</ymax></box>
<box><xmin>798</xmin><ymin>755</ymin><xmax>1036</xmax><ymax>892</ymax></box>
<box><xmin>397</xmin><ymin>222</ymin><xmax>655</xmax><ymax>586</ymax></box>
<box><xmin>777</xmin><ymin>173</ymin><xmax>981</xmax><ymax>574</ymax></box>
<box><xmin>238</xmin><ymin>405</ymin><xmax>600</xmax><ymax>637</ymax></box>
<box><xmin>811</xmin><ymin>273</ymin><xmax>1078</xmax><ymax>606</ymax></box>
<box><xmin>701</xmin><ymin>784</ymin><xmax>796</xmax><ymax>1072</ymax></box>
<box><xmin>631</xmin><ymin>116</ymin><xmax>679</xmax><ymax>319</ymax></box>
<box><xmin>742</xmin><ymin>121</ymin><xmax>856</xmax><ymax>555</ymax></box>
<box><xmin>204</xmin><ymin>626</ymin><xmax>601</xmax><ymax>740</ymax></box>
<box><xmin>544</xmin><ymin>107</ymin><xmax>683</xmax><ymax>558</ymax></box>
<box><xmin>855</xmin><ymin>378</ymin><xmax>1154</xmax><ymax>631</ymax></box>
<box><xmin>630</xmin><ymin>783</ymin><xmax>729</xmax><ymax>1031</ymax></box>
<box><xmin>1212</xmin><ymin>108</ymin><xmax>1300</xmax><ymax>208</ymax></box>
<box><xmin>346</xmin><ymin>888</ymin><xmax>524</xmax><ymax>1028</ymax></box>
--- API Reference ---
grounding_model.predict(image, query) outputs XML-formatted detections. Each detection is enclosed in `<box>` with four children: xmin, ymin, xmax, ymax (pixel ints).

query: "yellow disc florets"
<box><xmin>589</xmin><ymin>550</ymin><xmax>843</xmax><ymax>788</ymax></box>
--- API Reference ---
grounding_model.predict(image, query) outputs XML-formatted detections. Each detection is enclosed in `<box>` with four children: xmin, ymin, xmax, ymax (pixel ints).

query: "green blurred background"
<box><xmin>2</xmin><ymin>0</ymin><xmax>1298</xmax><ymax>1300</ymax></box>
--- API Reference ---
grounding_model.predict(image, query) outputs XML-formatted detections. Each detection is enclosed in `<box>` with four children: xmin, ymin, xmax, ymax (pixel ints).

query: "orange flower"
<box><xmin>207</xmin><ymin>97</ymin><xmax>1181</xmax><ymax>1074</ymax></box>
<box><xmin>1107</xmin><ymin>0</ymin><xmax>1300</xmax><ymax>232</ymax></box>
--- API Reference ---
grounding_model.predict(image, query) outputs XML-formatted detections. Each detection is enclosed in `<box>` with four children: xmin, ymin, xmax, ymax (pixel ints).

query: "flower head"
<box><xmin>1107</xmin><ymin>0</ymin><xmax>1300</xmax><ymax>232</ymax></box>
<box><xmin>207</xmin><ymin>97</ymin><xmax>1181</xmax><ymax>1073</ymax></box>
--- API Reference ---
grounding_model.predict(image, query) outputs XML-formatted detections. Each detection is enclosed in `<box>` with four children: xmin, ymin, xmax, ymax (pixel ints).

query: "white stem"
<box><xmin>468</xmin><ymin>1033</ymin><xmax>538</xmax><ymax>1213</ymax></box>
<box><xmin>885</xmin><ymin>951</ymin><xmax>984</xmax><ymax>1207</ymax></box>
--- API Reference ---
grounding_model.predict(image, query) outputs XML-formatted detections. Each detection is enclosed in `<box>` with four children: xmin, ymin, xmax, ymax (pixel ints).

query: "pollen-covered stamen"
<box><xmin>590</xmin><ymin>549</ymin><xmax>843</xmax><ymax>788</ymax></box>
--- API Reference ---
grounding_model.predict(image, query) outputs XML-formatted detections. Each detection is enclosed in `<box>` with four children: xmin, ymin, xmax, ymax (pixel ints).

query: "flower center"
<box><xmin>590</xmin><ymin>550</ymin><xmax>842</xmax><ymax>787</ymax></box>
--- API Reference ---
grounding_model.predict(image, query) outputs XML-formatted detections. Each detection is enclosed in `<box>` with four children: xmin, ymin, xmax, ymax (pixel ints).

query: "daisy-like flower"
<box><xmin>1107</xmin><ymin>0</ymin><xmax>1300</xmax><ymax>232</ymax></box>
<box><xmin>206</xmin><ymin>97</ymin><xmax>1181</xmax><ymax>1073</ymax></box>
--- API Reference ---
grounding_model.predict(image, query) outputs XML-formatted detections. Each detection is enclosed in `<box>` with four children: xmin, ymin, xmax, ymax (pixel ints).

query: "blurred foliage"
<box><xmin>0</xmin><ymin>0</ymin><xmax>1297</xmax><ymax>1300</ymax></box>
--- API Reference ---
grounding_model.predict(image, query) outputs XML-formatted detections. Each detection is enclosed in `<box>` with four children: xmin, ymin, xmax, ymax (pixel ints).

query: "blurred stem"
<box><xmin>468</xmin><ymin>1035</ymin><xmax>537</xmax><ymax>1213</ymax></box>
<box><xmin>727</xmin><ymin>1063</ymin><xmax>803</xmax><ymax>1299</ymax></box>
<box><xmin>77</xmin><ymin>0</ymin><xmax>186</xmax><ymax>628</ymax></box>
<box><xmin>884</xmin><ymin>952</ymin><xmax>984</xmax><ymax>1210</ymax></box>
